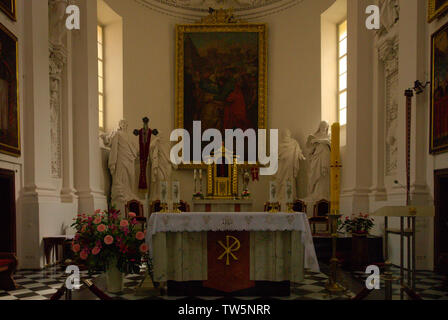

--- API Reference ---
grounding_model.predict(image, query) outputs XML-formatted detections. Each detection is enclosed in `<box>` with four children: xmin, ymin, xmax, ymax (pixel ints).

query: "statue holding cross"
<box><xmin>133</xmin><ymin>117</ymin><xmax>158</xmax><ymax>191</ymax></box>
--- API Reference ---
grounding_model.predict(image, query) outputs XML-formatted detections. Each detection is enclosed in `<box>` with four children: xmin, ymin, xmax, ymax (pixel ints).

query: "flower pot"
<box><xmin>106</xmin><ymin>260</ymin><xmax>123</xmax><ymax>293</ymax></box>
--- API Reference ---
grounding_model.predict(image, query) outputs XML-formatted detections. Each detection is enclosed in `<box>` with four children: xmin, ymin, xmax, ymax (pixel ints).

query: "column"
<box><xmin>72</xmin><ymin>0</ymin><xmax>107</xmax><ymax>212</ymax></box>
<box><xmin>341</xmin><ymin>0</ymin><xmax>374</xmax><ymax>213</ymax></box>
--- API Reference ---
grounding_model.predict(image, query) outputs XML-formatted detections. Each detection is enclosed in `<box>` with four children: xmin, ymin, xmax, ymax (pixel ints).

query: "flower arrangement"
<box><xmin>193</xmin><ymin>191</ymin><xmax>204</xmax><ymax>199</ymax></box>
<box><xmin>242</xmin><ymin>190</ymin><xmax>251</xmax><ymax>198</ymax></box>
<box><xmin>71</xmin><ymin>209</ymin><xmax>148</xmax><ymax>274</ymax></box>
<box><xmin>338</xmin><ymin>213</ymin><xmax>374</xmax><ymax>235</ymax></box>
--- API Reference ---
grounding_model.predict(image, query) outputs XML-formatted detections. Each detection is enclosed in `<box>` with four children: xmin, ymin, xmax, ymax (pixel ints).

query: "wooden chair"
<box><xmin>179</xmin><ymin>200</ymin><xmax>190</xmax><ymax>212</ymax></box>
<box><xmin>292</xmin><ymin>200</ymin><xmax>307</xmax><ymax>213</ymax></box>
<box><xmin>309</xmin><ymin>199</ymin><xmax>330</xmax><ymax>234</ymax></box>
<box><xmin>150</xmin><ymin>200</ymin><xmax>162</xmax><ymax>214</ymax></box>
<box><xmin>125</xmin><ymin>199</ymin><xmax>146</xmax><ymax>226</ymax></box>
<box><xmin>0</xmin><ymin>253</ymin><xmax>18</xmax><ymax>291</ymax></box>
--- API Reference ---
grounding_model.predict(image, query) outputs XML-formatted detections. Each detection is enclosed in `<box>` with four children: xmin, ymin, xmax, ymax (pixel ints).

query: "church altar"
<box><xmin>147</xmin><ymin>211</ymin><xmax>319</xmax><ymax>294</ymax></box>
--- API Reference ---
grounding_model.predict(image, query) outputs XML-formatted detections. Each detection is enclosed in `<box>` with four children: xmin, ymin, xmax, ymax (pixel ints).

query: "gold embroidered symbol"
<box><xmin>217</xmin><ymin>235</ymin><xmax>240</xmax><ymax>266</ymax></box>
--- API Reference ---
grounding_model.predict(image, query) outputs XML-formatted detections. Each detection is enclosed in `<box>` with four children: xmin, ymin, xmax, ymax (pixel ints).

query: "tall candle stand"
<box><xmin>325</xmin><ymin>123</ymin><xmax>345</xmax><ymax>293</ymax></box>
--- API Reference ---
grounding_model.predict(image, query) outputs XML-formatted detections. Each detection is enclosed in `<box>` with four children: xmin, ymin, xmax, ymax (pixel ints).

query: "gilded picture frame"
<box><xmin>175</xmin><ymin>12</ymin><xmax>268</xmax><ymax>169</ymax></box>
<box><xmin>428</xmin><ymin>0</ymin><xmax>448</xmax><ymax>23</ymax></box>
<box><xmin>430</xmin><ymin>21</ymin><xmax>448</xmax><ymax>154</ymax></box>
<box><xmin>0</xmin><ymin>22</ymin><xmax>20</xmax><ymax>157</ymax></box>
<box><xmin>0</xmin><ymin>0</ymin><xmax>16</xmax><ymax>21</ymax></box>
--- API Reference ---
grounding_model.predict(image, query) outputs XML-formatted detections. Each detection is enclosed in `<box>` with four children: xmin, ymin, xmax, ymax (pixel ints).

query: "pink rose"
<box><xmin>120</xmin><ymin>220</ymin><xmax>129</xmax><ymax>228</ymax></box>
<box><xmin>128</xmin><ymin>212</ymin><xmax>136</xmax><ymax>218</ymax></box>
<box><xmin>136</xmin><ymin>231</ymin><xmax>145</xmax><ymax>241</ymax></box>
<box><xmin>139</xmin><ymin>243</ymin><xmax>149</xmax><ymax>253</ymax></box>
<box><xmin>95</xmin><ymin>209</ymin><xmax>101</xmax><ymax>214</ymax></box>
<box><xmin>80</xmin><ymin>250</ymin><xmax>88</xmax><ymax>260</ymax></box>
<box><xmin>97</xmin><ymin>224</ymin><xmax>107</xmax><ymax>232</ymax></box>
<box><xmin>93</xmin><ymin>217</ymin><xmax>102</xmax><ymax>224</ymax></box>
<box><xmin>104</xmin><ymin>235</ymin><xmax>114</xmax><ymax>245</ymax></box>
<box><xmin>72</xmin><ymin>243</ymin><xmax>81</xmax><ymax>253</ymax></box>
<box><xmin>92</xmin><ymin>247</ymin><xmax>101</xmax><ymax>255</ymax></box>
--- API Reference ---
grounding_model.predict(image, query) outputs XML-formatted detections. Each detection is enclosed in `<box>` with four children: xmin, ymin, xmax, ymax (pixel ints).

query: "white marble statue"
<box><xmin>275</xmin><ymin>129</ymin><xmax>305</xmax><ymax>203</ymax></box>
<box><xmin>306</xmin><ymin>121</ymin><xmax>331</xmax><ymax>202</ymax></box>
<box><xmin>149</xmin><ymin>131</ymin><xmax>177</xmax><ymax>201</ymax></box>
<box><xmin>108</xmin><ymin>120</ymin><xmax>139</xmax><ymax>207</ymax></box>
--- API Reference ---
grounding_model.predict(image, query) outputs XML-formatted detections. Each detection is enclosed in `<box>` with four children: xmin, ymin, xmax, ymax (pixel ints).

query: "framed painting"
<box><xmin>428</xmin><ymin>0</ymin><xmax>448</xmax><ymax>22</ymax></box>
<box><xmin>0</xmin><ymin>22</ymin><xmax>19</xmax><ymax>156</ymax></box>
<box><xmin>0</xmin><ymin>0</ymin><xmax>16</xmax><ymax>21</ymax></box>
<box><xmin>175</xmin><ymin>12</ymin><xmax>267</xmax><ymax>167</ymax></box>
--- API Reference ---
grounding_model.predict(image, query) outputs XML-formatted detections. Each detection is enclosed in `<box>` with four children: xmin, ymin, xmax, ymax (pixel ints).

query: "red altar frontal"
<box><xmin>147</xmin><ymin>212</ymin><xmax>319</xmax><ymax>296</ymax></box>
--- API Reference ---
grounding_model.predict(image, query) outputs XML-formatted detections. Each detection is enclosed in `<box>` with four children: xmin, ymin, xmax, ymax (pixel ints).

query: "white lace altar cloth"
<box><xmin>147</xmin><ymin>211</ymin><xmax>319</xmax><ymax>272</ymax></box>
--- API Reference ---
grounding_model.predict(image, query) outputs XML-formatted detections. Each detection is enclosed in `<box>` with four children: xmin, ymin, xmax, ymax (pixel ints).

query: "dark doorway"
<box><xmin>434</xmin><ymin>169</ymin><xmax>448</xmax><ymax>271</ymax></box>
<box><xmin>0</xmin><ymin>169</ymin><xmax>16</xmax><ymax>253</ymax></box>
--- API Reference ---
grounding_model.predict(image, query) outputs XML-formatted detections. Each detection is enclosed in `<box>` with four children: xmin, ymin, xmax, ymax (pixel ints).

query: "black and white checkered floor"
<box><xmin>351</xmin><ymin>267</ymin><xmax>448</xmax><ymax>300</ymax></box>
<box><xmin>0</xmin><ymin>265</ymin><xmax>446</xmax><ymax>300</ymax></box>
<box><xmin>0</xmin><ymin>266</ymin><xmax>353</xmax><ymax>301</ymax></box>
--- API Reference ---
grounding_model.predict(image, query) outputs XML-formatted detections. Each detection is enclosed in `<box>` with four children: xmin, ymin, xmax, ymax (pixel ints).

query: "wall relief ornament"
<box><xmin>135</xmin><ymin>0</ymin><xmax>303</xmax><ymax>21</ymax></box>
<box><xmin>49</xmin><ymin>0</ymin><xmax>68</xmax><ymax>179</ymax></box>
<box><xmin>378</xmin><ymin>38</ymin><xmax>399</xmax><ymax>177</ymax></box>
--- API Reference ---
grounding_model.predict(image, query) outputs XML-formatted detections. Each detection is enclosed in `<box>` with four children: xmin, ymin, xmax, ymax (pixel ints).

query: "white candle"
<box><xmin>286</xmin><ymin>179</ymin><xmax>292</xmax><ymax>203</ymax></box>
<box><xmin>194</xmin><ymin>169</ymin><xmax>197</xmax><ymax>180</ymax></box>
<box><xmin>269</xmin><ymin>181</ymin><xmax>277</xmax><ymax>203</ymax></box>
<box><xmin>172</xmin><ymin>181</ymin><xmax>180</xmax><ymax>203</ymax></box>
<box><xmin>160</xmin><ymin>181</ymin><xmax>167</xmax><ymax>202</ymax></box>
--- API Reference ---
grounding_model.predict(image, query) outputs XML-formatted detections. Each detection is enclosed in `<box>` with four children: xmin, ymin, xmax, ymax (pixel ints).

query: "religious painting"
<box><xmin>0</xmin><ymin>0</ymin><xmax>16</xmax><ymax>21</ymax></box>
<box><xmin>428</xmin><ymin>0</ymin><xmax>448</xmax><ymax>22</ymax></box>
<box><xmin>0</xmin><ymin>22</ymin><xmax>19</xmax><ymax>156</ymax></box>
<box><xmin>175</xmin><ymin>18</ymin><xmax>267</xmax><ymax>167</ymax></box>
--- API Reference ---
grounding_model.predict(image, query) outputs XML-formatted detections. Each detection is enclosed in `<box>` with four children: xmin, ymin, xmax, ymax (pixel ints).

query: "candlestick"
<box><xmin>330</xmin><ymin>123</ymin><xmax>340</xmax><ymax>215</ymax></box>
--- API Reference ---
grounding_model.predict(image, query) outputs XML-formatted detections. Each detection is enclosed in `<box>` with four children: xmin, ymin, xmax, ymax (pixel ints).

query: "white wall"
<box><xmin>102</xmin><ymin>0</ymin><xmax>336</xmax><ymax>210</ymax></box>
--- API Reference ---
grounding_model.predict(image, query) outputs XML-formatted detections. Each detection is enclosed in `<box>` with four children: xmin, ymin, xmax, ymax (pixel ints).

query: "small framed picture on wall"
<box><xmin>0</xmin><ymin>0</ymin><xmax>16</xmax><ymax>21</ymax></box>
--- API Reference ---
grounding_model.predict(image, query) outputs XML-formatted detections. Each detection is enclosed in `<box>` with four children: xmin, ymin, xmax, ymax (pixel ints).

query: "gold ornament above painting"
<box><xmin>174</xmin><ymin>9</ymin><xmax>268</xmax><ymax>169</ymax></box>
<box><xmin>0</xmin><ymin>0</ymin><xmax>16</xmax><ymax>21</ymax></box>
<box><xmin>428</xmin><ymin>0</ymin><xmax>448</xmax><ymax>22</ymax></box>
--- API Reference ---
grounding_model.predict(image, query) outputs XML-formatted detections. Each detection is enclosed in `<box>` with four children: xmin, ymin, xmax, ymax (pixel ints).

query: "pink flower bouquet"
<box><xmin>71</xmin><ymin>209</ymin><xmax>148</xmax><ymax>274</ymax></box>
